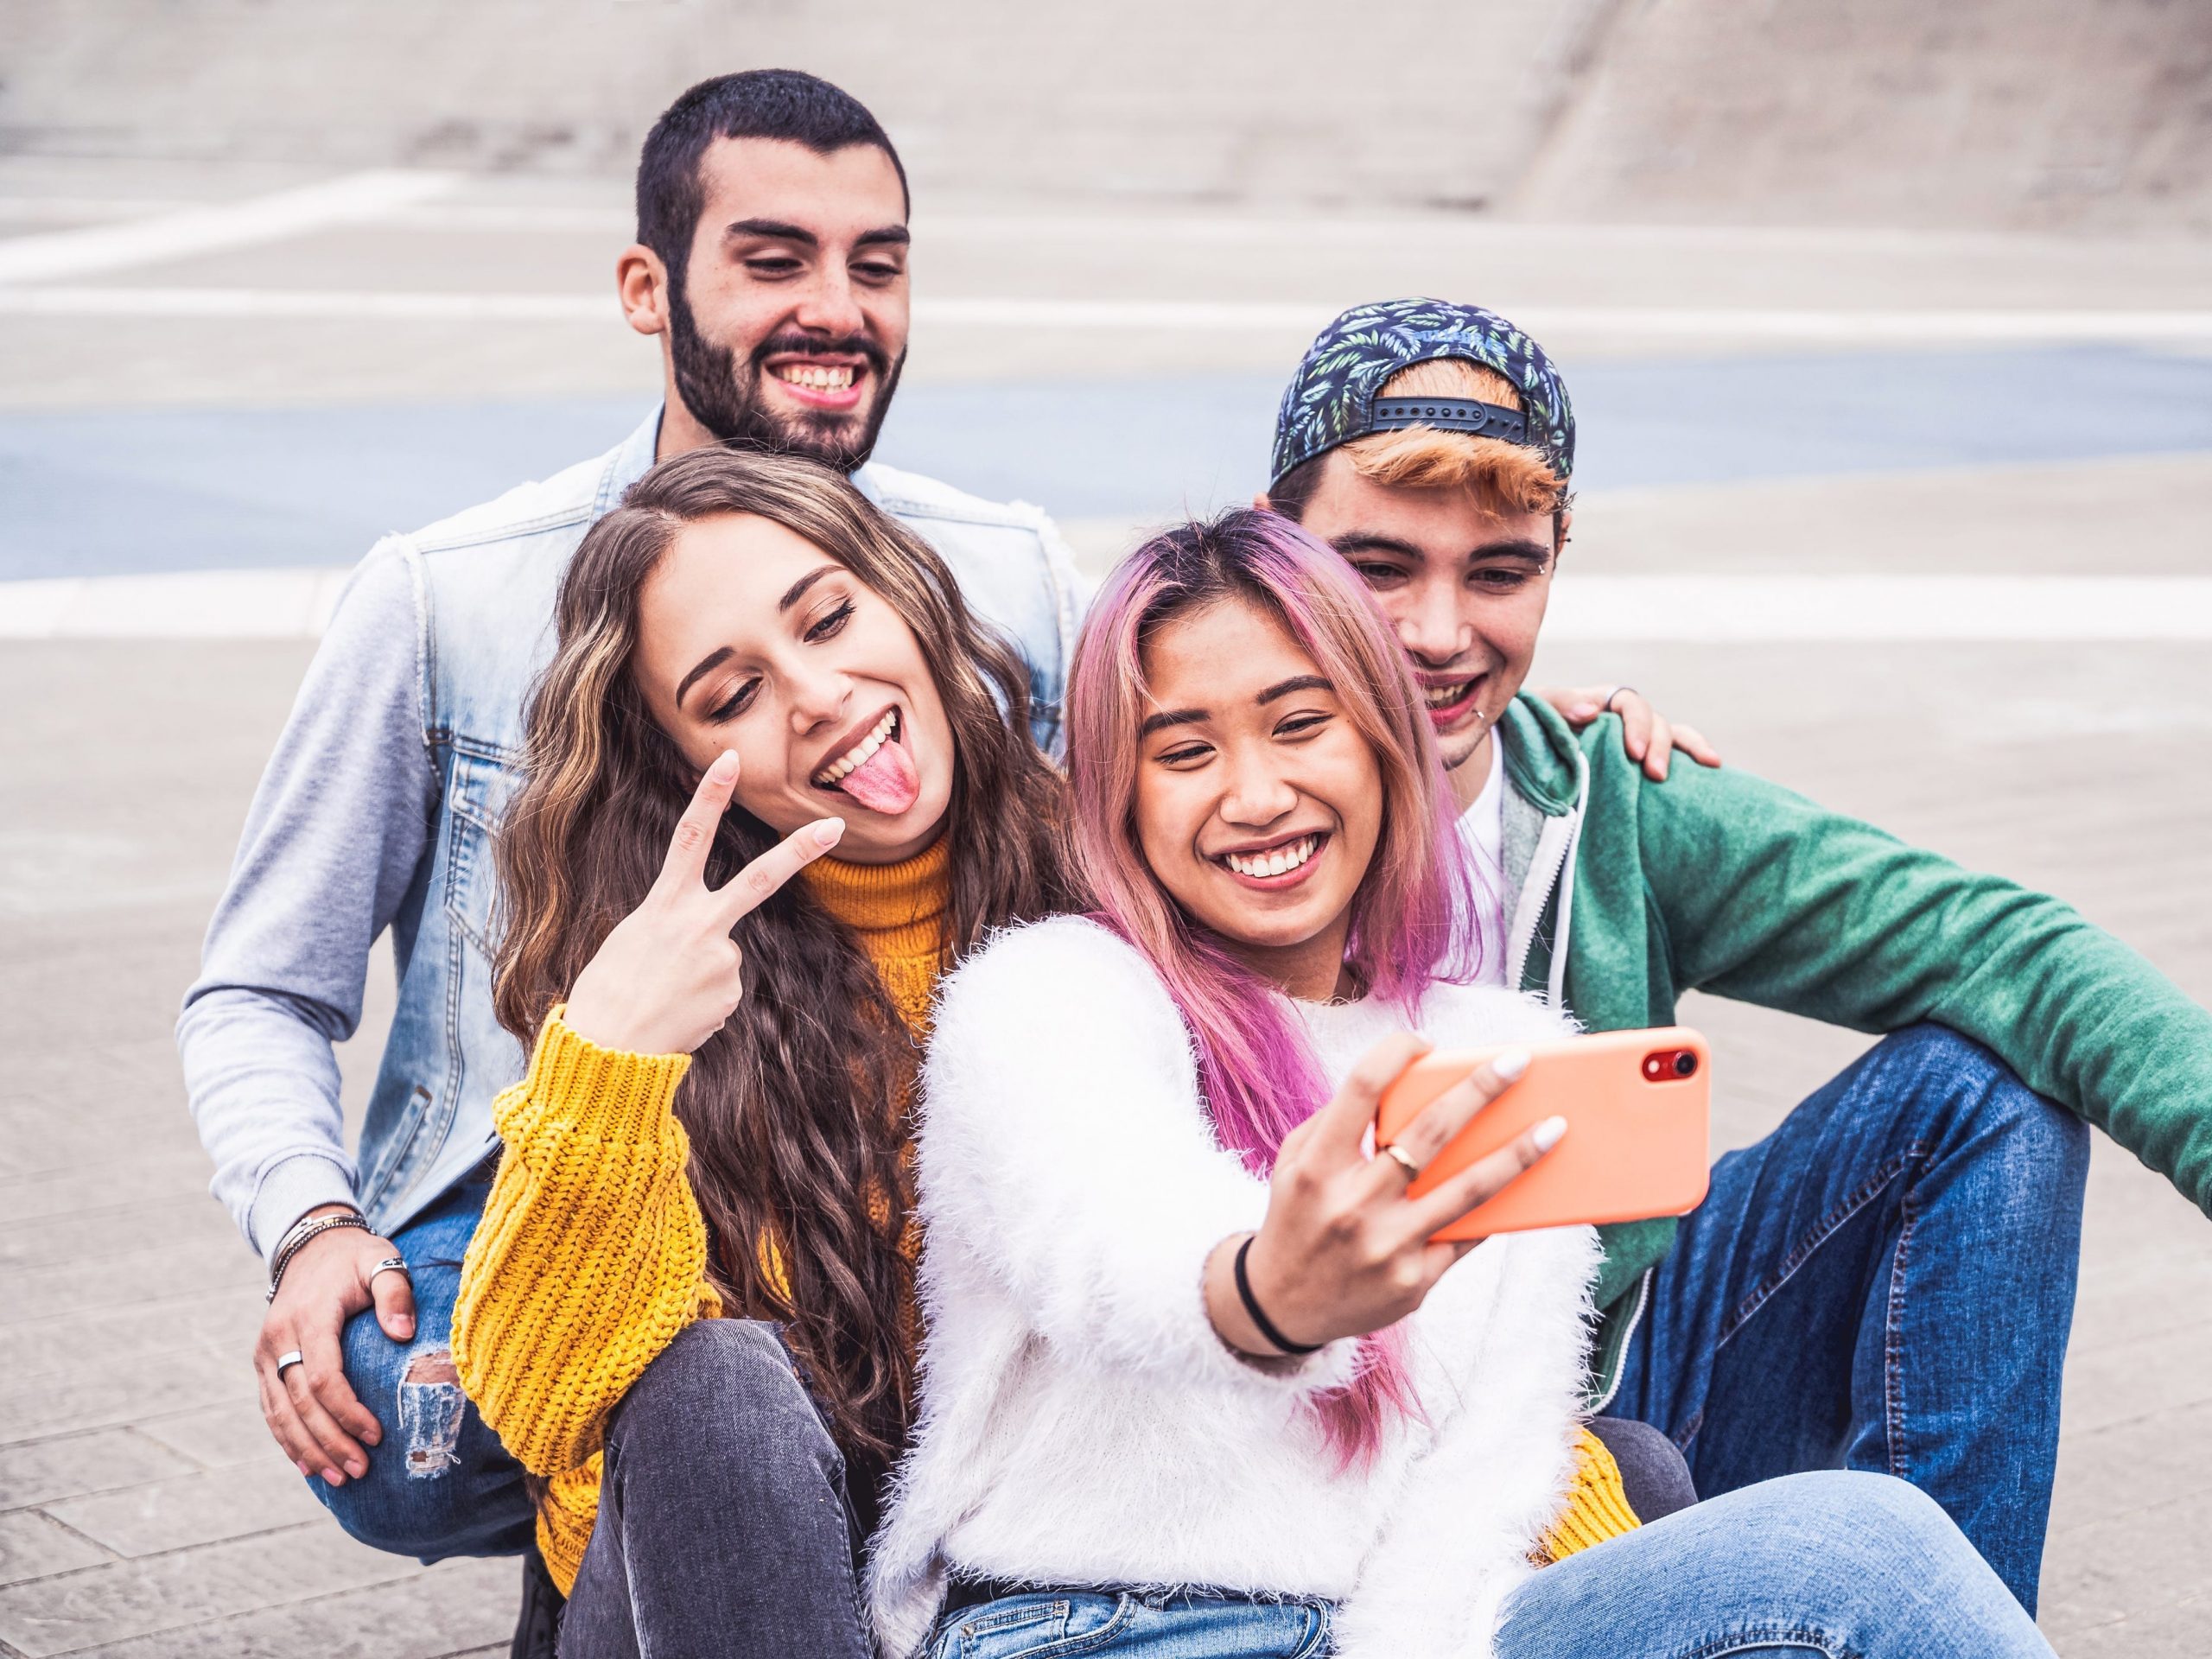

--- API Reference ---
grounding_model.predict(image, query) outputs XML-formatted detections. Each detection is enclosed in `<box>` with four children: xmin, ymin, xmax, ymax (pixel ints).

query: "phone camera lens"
<box><xmin>1673</xmin><ymin>1051</ymin><xmax>1699</xmax><ymax>1078</ymax></box>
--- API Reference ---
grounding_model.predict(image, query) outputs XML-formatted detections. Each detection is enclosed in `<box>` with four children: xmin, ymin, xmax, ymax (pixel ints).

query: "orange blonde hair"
<box><xmin>1340</xmin><ymin>358</ymin><xmax>1566</xmax><ymax>516</ymax></box>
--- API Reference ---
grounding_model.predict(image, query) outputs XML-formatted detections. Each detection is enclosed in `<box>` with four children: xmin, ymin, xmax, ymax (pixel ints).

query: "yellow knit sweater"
<box><xmin>453</xmin><ymin>836</ymin><xmax>1632</xmax><ymax>1592</ymax></box>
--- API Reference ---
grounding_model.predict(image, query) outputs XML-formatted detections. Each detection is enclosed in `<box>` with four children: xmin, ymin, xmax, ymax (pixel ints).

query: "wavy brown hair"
<box><xmin>493</xmin><ymin>446</ymin><xmax>1072</xmax><ymax>1472</ymax></box>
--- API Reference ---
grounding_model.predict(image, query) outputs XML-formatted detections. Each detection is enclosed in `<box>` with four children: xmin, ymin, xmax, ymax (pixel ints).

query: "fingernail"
<box><xmin>321</xmin><ymin>1467</ymin><xmax>343</xmax><ymax>1485</ymax></box>
<box><xmin>296</xmin><ymin>1460</ymin><xmax>312</xmax><ymax>1478</ymax></box>
<box><xmin>816</xmin><ymin>817</ymin><xmax>845</xmax><ymax>849</ymax></box>
<box><xmin>1491</xmin><ymin>1049</ymin><xmax>1531</xmax><ymax>1081</ymax></box>
<box><xmin>1533</xmin><ymin>1115</ymin><xmax>1569</xmax><ymax>1152</ymax></box>
<box><xmin>346</xmin><ymin>1459</ymin><xmax>366</xmax><ymax>1478</ymax></box>
<box><xmin>1568</xmin><ymin>703</ymin><xmax>1596</xmax><ymax>720</ymax></box>
<box><xmin>709</xmin><ymin>750</ymin><xmax>738</xmax><ymax>779</ymax></box>
<box><xmin>395</xmin><ymin>1316</ymin><xmax>413</xmax><ymax>1334</ymax></box>
<box><xmin>363</xmin><ymin>1427</ymin><xmax>381</xmax><ymax>1446</ymax></box>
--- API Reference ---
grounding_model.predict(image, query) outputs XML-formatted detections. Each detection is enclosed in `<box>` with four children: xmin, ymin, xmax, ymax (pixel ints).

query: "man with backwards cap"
<box><xmin>1262</xmin><ymin>297</ymin><xmax>2212</xmax><ymax>1614</ymax></box>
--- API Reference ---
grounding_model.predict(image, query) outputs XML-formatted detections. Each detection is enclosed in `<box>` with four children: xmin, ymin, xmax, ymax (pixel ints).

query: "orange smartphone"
<box><xmin>1374</xmin><ymin>1027</ymin><xmax>1711</xmax><ymax>1242</ymax></box>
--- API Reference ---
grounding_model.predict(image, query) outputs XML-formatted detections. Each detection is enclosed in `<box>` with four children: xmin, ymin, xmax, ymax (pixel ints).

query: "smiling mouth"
<box><xmin>772</xmin><ymin>361</ymin><xmax>858</xmax><ymax>392</ymax></box>
<box><xmin>1420</xmin><ymin>675</ymin><xmax>1485</xmax><ymax>725</ymax></box>
<box><xmin>811</xmin><ymin>706</ymin><xmax>920</xmax><ymax>817</ymax></box>
<box><xmin>1217</xmin><ymin>831</ymin><xmax>1326</xmax><ymax>882</ymax></box>
<box><xmin>814</xmin><ymin>706</ymin><xmax>898</xmax><ymax>786</ymax></box>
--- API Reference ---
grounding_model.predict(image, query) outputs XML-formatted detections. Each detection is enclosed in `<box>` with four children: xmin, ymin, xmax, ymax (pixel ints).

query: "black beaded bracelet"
<box><xmin>1233</xmin><ymin>1235</ymin><xmax>1319</xmax><ymax>1357</ymax></box>
<box><xmin>266</xmin><ymin>1212</ymin><xmax>371</xmax><ymax>1302</ymax></box>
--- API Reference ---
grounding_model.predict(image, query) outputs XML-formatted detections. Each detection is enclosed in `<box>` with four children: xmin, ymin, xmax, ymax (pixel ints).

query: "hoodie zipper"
<box><xmin>1505</xmin><ymin>746</ymin><xmax>1592</xmax><ymax>1009</ymax></box>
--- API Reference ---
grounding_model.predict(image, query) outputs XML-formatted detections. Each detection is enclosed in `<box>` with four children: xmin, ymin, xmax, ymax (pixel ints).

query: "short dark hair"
<box><xmin>1262</xmin><ymin>454</ymin><xmax>1325</xmax><ymax>522</ymax></box>
<box><xmin>635</xmin><ymin>70</ymin><xmax>910</xmax><ymax>283</ymax></box>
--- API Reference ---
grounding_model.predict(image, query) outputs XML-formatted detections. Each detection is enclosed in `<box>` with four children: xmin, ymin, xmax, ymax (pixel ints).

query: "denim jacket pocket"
<box><xmin>358</xmin><ymin>1084</ymin><xmax>435</xmax><ymax>1217</ymax></box>
<box><xmin>442</xmin><ymin>746</ymin><xmax>521</xmax><ymax>959</ymax></box>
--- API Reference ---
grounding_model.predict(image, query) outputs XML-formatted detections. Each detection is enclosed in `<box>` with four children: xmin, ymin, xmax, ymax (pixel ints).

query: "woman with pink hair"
<box><xmin>869</xmin><ymin>510</ymin><xmax>2052</xmax><ymax>1659</ymax></box>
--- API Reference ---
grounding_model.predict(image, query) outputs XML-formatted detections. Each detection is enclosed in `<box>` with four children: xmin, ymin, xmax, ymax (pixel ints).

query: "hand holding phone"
<box><xmin>1376</xmin><ymin>1027</ymin><xmax>1712</xmax><ymax>1242</ymax></box>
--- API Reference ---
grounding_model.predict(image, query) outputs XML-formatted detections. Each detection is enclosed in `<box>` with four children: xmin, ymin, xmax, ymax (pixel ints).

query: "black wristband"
<box><xmin>266</xmin><ymin>1212</ymin><xmax>370</xmax><ymax>1303</ymax></box>
<box><xmin>1233</xmin><ymin>1235</ymin><xmax>1320</xmax><ymax>1357</ymax></box>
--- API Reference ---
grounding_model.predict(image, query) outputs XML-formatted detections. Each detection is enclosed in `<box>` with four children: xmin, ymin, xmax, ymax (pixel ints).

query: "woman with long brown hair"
<box><xmin>448</xmin><ymin>446</ymin><xmax>1071</xmax><ymax>1656</ymax></box>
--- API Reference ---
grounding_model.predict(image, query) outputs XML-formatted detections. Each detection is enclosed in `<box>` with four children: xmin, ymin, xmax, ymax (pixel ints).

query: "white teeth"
<box><xmin>776</xmin><ymin>363</ymin><xmax>856</xmax><ymax>391</ymax></box>
<box><xmin>814</xmin><ymin>709</ymin><xmax>897</xmax><ymax>785</ymax></box>
<box><xmin>1423</xmin><ymin>679</ymin><xmax>1477</xmax><ymax>709</ymax></box>
<box><xmin>1223</xmin><ymin>835</ymin><xmax>1320</xmax><ymax>879</ymax></box>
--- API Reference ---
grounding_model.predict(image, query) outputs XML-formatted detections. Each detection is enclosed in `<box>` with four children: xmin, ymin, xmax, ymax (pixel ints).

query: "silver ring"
<box><xmin>1382</xmin><ymin>1142</ymin><xmax>1423</xmax><ymax>1182</ymax></box>
<box><xmin>368</xmin><ymin>1255</ymin><xmax>410</xmax><ymax>1287</ymax></box>
<box><xmin>275</xmin><ymin>1349</ymin><xmax>306</xmax><ymax>1377</ymax></box>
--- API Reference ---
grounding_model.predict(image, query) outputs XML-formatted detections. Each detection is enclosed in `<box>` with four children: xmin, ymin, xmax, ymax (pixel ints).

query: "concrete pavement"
<box><xmin>1</xmin><ymin>155</ymin><xmax>2209</xmax><ymax>1655</ymax></box>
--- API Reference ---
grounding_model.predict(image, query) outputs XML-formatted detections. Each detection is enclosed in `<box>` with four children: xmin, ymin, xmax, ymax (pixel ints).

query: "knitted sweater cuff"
<box><xmin>1538</xmin><ymin>1427</ymin><xmax>1641</xmax><ymax>1562</ymax></box>
<box><xmin>499</xmin><ymin>1007</ymin><xmax>693</xmax><ymax>1151</ymax></box>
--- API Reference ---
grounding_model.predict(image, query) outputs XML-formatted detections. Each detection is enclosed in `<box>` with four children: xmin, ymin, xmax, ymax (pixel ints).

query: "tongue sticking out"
<box><xmin>832</xmin><ymin>735</ymin><xmax>920</xmax><ymax>816</ymax></box>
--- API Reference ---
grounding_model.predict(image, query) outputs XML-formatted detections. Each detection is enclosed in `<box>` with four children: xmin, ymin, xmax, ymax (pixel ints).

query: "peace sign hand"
<box><xmin>560</xmin><ymin>750</ymin><xmax>844</xmax><ymax>1056</ymax></box>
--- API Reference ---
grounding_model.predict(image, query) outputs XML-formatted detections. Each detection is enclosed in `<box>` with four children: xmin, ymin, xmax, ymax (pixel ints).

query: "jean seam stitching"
<box><xmin>1679</xmin><ymin>1627</ymin><xmax>1848</xmax><ymax>1659</ymax></box>
<box><xmin>1884</xmin><ymin>1146</ymin><xmax>1925</xmax><ymax>1480</ymax></box>
<box><xmin>1711</xmin><ymin>1152</ymin><xmax>1916</xmax><ymax>1354</ymax></box>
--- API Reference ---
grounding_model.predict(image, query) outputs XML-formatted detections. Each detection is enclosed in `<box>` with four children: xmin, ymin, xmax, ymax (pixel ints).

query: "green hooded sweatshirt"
<box><xmin>1492</xmin><ymin>693</ymin><xmax>2212</xmax><ymax>1402</ymax></box>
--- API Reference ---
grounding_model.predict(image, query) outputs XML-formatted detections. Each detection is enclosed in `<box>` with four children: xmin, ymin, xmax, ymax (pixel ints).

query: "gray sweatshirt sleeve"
<box><xmin>177</xmin><ymin>543</ymin><xmax>438</xmax><ymax>1261</ymax></box>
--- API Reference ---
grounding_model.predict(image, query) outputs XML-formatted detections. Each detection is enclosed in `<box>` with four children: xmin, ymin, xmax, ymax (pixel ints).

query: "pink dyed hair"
<box><xmin>1065</xmin><ymin>508</ymin><xmax>1484</xmax><ymax>1465</ymax></box>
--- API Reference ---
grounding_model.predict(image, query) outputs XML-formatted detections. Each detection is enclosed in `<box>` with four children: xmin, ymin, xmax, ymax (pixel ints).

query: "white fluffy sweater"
<box><xmin>868</xmin><ymin>918</ymin><xmax>1601</xmax><ymax>1659</ymax></box>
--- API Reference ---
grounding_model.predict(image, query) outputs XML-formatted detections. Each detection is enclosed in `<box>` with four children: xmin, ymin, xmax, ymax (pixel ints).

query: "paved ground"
<box><xmin>1</xmin><ymin>160</ymin><xmax>2208</xmax><ymax>1655</ymax></box>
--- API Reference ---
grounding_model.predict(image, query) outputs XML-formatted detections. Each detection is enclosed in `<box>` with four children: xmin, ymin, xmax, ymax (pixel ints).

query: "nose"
<box><xmin>1217</xmin><ymin>741</ymin><xmax>1298</xmax><ymax>831</ymax></box>
<box><xmin>791</xmin><ymin>263</ymin><xmax>867</xmax><ymax>341</ymax></box>
<box><xmin>1395</xmin><ymin>575</ymin><xmax>1471</xmax><ymax>669</ymax></box>
<box><xmin>785</xmin><ymin>658</ymin><xmax>851</xmax><ymax>735</ymax></box>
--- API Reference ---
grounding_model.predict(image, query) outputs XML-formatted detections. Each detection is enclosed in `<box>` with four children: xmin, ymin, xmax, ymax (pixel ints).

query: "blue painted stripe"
<box><xmin>3</xmin><ymin>347</ymin><xmax>2208</xmax><ymax>580</ymax></box>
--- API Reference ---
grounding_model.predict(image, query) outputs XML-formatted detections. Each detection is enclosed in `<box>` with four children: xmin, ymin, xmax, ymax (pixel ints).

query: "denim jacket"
<box><xmin>179</xmin><ymin>411</ymin><xmax>1089</xmax><ymax>1259</ymax></box>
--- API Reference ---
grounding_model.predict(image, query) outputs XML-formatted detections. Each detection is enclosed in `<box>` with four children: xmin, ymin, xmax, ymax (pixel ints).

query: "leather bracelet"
<box><xmin>1233</xmin><ymin>1235</ymin><xmax>1320</xmax><ymax>1357</ymax></box>
<box><xmin>267</xmin><ymin>1212</ymin><xmax>370</xmax><ymax>1302</ymax></box>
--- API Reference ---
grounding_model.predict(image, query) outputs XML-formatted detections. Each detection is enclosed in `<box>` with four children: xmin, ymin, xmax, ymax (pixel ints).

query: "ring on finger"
<box><xmin>1381</xmin><ymin>1142</ymin><xmax>1423</xmax><ymax>1182</ymax></box>
<box><xmin>368</xmin><ymin>1255</ymin><xmax>410</xmax><ymax>1287</ymax></box>
<box><xmin>275</xmin><ymin>1349</ymin><xmax>306</xmax><ymax>1378</ymax></box>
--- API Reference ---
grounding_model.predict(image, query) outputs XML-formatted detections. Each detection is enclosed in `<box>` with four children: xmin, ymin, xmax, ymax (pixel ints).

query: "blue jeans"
<box><xmin>312</xmin><ymin>1173</ymin><xmax>536</xmax><ymax>1560</ymax></box>
<box><xmin>1606</xmin><ymin>1025</ymin><xmax>2088</xmax><ymax>1613</ymax></box>
<box><xmin>925</xmin><ymin>1591</ymin><xmax>1331</xmax><ymax>1659</ymax></box>
<box><xmin>1496</xmin><ymin>1471</ymin><xmax>2051</xmax><ymax>1657</ymax></box>
<box><xmin>932</xmin><ymin>1475</ymin><xmax>2046</xmax><ymax>1659</ymax></box>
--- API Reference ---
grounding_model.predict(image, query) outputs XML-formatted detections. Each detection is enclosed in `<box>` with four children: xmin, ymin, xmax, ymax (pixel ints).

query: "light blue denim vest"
<box><xmin>356</xmin><ymin>411</ymin><xmax>1087</xmax><ymax>1236</ymax></box>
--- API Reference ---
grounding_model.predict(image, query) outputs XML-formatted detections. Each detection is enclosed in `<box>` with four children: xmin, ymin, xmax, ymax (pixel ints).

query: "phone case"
<box><xmin>1373</xmin><ymin>1027</ymin><xmax>1712</xmax><ymax>1242</ymax></box>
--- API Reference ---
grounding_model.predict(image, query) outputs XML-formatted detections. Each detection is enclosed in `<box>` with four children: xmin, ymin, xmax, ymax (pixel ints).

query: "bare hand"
<box><xmin>562</xmin><ymin>750</ymin><xmax>845</xmax><ymax>1055</ymax></box>
<box><xmin>1205</xmin><ymin>1034</ymin><xmax>1565</xmax><ymax>1357</ymax></box>
<box><xmin>1537</xmin><ymin>683</ymin><xmax>1722</xmax><ymax>782</ymax></box>
<box><xmin>255</xmin><ymin>1206</ymin><xmax>413</xmax><ymax>1486</ymax></box>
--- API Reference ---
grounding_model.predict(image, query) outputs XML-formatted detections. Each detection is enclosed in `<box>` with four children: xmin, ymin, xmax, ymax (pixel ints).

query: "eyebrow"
<box><xmin>675</xmin><ymin>647</ymin><xmax>732</xmax><ymax>709</ymax></box>
<box><xmin>1258</xmin><ymin>673</ymin><xmax>1332</xmax><ymax>704</ymax></box>
<box><xmin>725</xmin><ymin>218</ymin><xmax>911</xmax><ymax>251</ymax></box>
<box><xmin>1330</xmin><ymin>531</ymin><xmax>1553</xmax><ymax>567</ymax></box>
<box><xmin>672</xmin><ymin>564</ymin><xmax>841</xmax><ymax>707</ymax></box>
<box><xmin>779</xmin><ymin>564</ymin><xmax>836</xmax><ymax>613</ymax></box>
<box><xmin>1138</xmin><ymin>674</ymin><xmax>1335</xmax><ymax>737</ymax></box>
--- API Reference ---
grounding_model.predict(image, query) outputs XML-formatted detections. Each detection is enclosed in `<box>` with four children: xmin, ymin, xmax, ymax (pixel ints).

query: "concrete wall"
<box><xmin>3</xmin><ymin>0</ymin><xmax>2205</xmax><ymax>231</ymax></box>
<box><xmin>1513</xmin><ymin>0</ymin><xmax>2212</xmax><ymax>233</ymax></box>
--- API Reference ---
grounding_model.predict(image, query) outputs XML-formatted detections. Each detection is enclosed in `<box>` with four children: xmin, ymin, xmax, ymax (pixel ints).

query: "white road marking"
<box><xmin>0</xmin><ymin>285</ymin><xmax>608</xmax><ymax>320</ymax></box>
<box><xmin>6</xmin><ymin>570</ymin><xmax>2209</xmax><ymax>643</ymax></box>
<box><xmin>1544</xmin><ymin>576</ymin><xmax>2212</xmax><ymax>642</ymax></box>
<box><xmin>0</xmin><ymin>172</ymin><xmax>462</xmax><ymax>284</ymax></box>
<box><xmin>0</xmin><ymin>569</ymin><xmax>355</xmax><ymax>639</ymax></box>
<box><xmin>2</xmin><ymin>284</ymin><xmax>2210</xmax><ymax>342</ymax></box>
